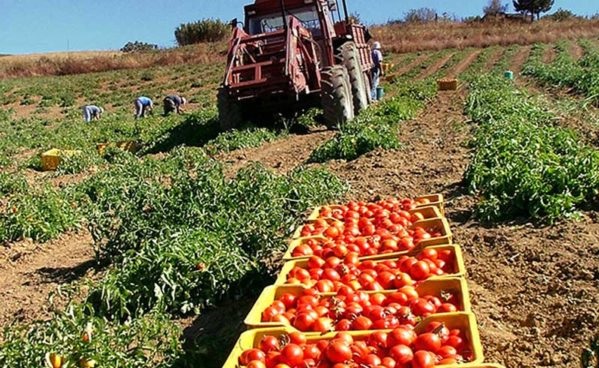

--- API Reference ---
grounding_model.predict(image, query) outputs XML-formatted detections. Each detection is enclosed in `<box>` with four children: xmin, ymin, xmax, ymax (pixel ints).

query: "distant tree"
<box><xmin>543</xmin><ymin>8</ymin><xmax>580</xmax><ymax>21</ymax></box>
<box><xmin>404</xmin><ymin>8</ymin><xmax>437</xmax><ymax>23</ymax></box>
<box><xmin>348</xmin><ymin>11</ymin><xmax>361</xmax><ymax>24</ymax></box>
<box><xmin>121</xmin><ymin>41</ymin><xmax>158</xmax><ymax>53</ymax></box>
<box><xmin>513</xmin><ymin>0</ymin><xmax>555</xmax><ymax>21</ymax></box>
<box><xmin>174</xmin><ymin>18</ymin><xmax>229</xmax><ymax>46</ymax></box>
<box><xmin>483</xmin><ymin>0</ymin><xmax>508</xmax><ymax>16</ymax></box>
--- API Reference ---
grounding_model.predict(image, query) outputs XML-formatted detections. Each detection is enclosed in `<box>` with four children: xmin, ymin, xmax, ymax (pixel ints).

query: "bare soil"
<box><xmin>217</xmin><ymin>130</ymin><xmax>335</xmax><ymax>176</ymax></box>
<box><xmin>417</xmin><ymin>53</ymin><xmax>456</xmax><ymax>80</ymax></box>
<box><xmin>0</xmin><ymin>230</ymin><xmax>95</xmax><ymax>325</ymax></box>
<box><xmin>509</xmin><ymin>45</ymin><xmax>532</xmax><ymax>74</ymax></box>
<box><xmin>483</xmin><ymin>48</ymin><xmax>506</xmax><ymax>71</ymax></box>
<box><xmin>446</xmin><ymin>50</ymin><xmax>482</xmax><ymax>78</ymax></box>
<box><xmin>394</xmin><ymin>54</ymin><xmax>432</xmax><ymax>77</ymax></box>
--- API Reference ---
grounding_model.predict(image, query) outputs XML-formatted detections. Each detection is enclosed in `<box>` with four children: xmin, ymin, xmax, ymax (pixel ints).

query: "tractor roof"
<box><xmin>247</xmin><ymin>0</ymin><xmax>327</xmax><ymax>14</ymax></box>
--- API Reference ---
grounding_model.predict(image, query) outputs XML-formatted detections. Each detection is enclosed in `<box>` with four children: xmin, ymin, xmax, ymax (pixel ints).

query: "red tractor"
<box><xmin>218</xmin><ymin>0</ymin><xmax>375</xmax><ymax>130</ymax></box>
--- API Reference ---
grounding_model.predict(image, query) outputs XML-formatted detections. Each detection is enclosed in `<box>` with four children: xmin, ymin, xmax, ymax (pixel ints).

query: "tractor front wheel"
<box><xmin>321</xmin><ymin>65</ymin><xmax>355</xmax><ymax>130</ymax></box>
<box><xmin>217</xmin><ymin>88</ymin><xmax>243</xmax><ymax>131</ymax></box>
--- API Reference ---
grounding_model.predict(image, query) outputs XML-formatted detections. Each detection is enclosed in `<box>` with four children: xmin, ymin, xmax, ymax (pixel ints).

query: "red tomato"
<box><xmin>387</xmin><ymin>327</ymin><xmax>416</xmax><ymax>346</ymax></box>
<box><xmin>381</xmin><ymin>356</ymin><xmax>397</xmax><ymax>368</ymax></box>
<box><xmin>364</xmin><ymin>354</ymin><xmax>382</xmax><ymax>366</ymax></box>
<box><xmin>412</xmin><ymin>350</ymin><xmax>436</xmax><ymax>368</ymax></box>
<box><xmin>240</xmin><ymin>349</ymin><xmax>266</xmax><ymax>365</ymax></box>
<box><xmin>313</xmin><ymin>317</ymin><xmax>334</xmax><ymax>332</ymax></box>
<box><xmin>326</xmin><ymin>341</ymin><xmax>352</xmax><ymax>363</ymax></box>
<box><xmin>438</xmin><ymin>345</ymin><xmax>458</xmax><ymax>359</ymax></box>
<box><xmin>410</xmin><ymin>298</ymin><xmax>436</xmax><ymax>317</ymax></box>
<box><xmin>247</xmin><ymin>360</ymin><xmax>266</xmax><ymax>368</ymax></box>
<box><xmin>414</xmin><ymin>332</ymin><xmax>442</xmax><ymax>353</ymax></box>
<box><xmin>288</xmin><ymin>331</ymin><xmax>307</xmax><ymax>345</ymax></box>
<box><xmin>303</xmin><ymin>344</ymin><xmax>322</xmax><ymax>360</ymax></box>
<box><xmin>367</xmin><ymin>331</ymin><xmax>388</xmax><ymax>349</ymax></box>
<box><xmin>281</xmin><ymin>344</ymin><xmax>304</xmax><ymax>366</ymax></box>
<box><xmin>351</xmin><ymin>316</ymin><xmax>373</xmax><ymax>330</ymax></box>
<box><xmin>409</xmin><ymin>261</ymin><xmax>431</xmax><ymax>280</ymax></box>
<box><xmin>389</xmin><ymin>344</ymin><xmax>414</xmax><ymax>365</ymax></box>
<box><xmin>259</xmin><ymin>335</ymin><xmax>280</xmax><ymax>353</ymax></box>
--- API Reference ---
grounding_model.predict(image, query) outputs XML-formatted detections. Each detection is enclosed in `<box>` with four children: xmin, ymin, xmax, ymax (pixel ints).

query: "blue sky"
<box><xmin>1</xmin><ymin>0</ymin><xmax>597</xmax><ymax>54</ymax></box>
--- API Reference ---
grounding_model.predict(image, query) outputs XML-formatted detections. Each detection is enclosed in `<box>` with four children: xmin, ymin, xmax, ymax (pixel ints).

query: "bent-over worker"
<box><xmin>82</xmin><ymin>105</ymin><xmax>103</xmax><ymax>123</ymax></box>
<box><xmin>163</xmin><ymin>95</ymin><xmax>187</xmax><ymax>115</ymax></box>
<box><xmin>134</xmin><ymin>96</ymin><xmax>153</xmax><ymax>119</ymax></box>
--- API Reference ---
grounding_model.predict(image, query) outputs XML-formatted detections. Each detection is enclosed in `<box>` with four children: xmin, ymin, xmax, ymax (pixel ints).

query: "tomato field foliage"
<box><xmin>0</xmin><ymin>173</ymin><xmax>81</xmax><ymax>243</ymax></box>
<box><xmin>0</xmin><ymin>305</ymin><xmax>182</xmax><ymax>367</ymax></box>
<box><xmin>78</xmin><ymin>147</ymin><xmax>346</xmax><ymax>318</ymax></box>
<box><xmin>523</xmin><ymin>40</ymin><xmax>599</xmax><ymax>105</ymax></box>
<box><xmin>310</xmin><ymin>80</ymin><xmax>436</xmax><ymax>162</ymax></box>
<box><xmin>465</xmin><ymin>75</ymin><xmax>599</xmax><ymax>222</ymax></box>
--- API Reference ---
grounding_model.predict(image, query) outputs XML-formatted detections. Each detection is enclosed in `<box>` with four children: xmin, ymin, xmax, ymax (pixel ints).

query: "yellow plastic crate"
<box><xmin>446</xmin><ymin>365</ymin><xmax>505</xmax><ymax>368</ymax></box>
<box><xmin>283</xmin><ymin>215</ymin><xmax>451</xmax><ymax>261</ymax></box>
<box><xmin>223</xmin><ymin>312</ymin><xmax>483</xmax><ymax>368</ymax></box>
<box><xmin>40</xmin><ymin>149</ymin><xmax>81</xmax><ymax>171</ymax></box>
<box><xmin>307</xmin><ymin>194</ymin><xmax>445</xmax><ymax>220</ymax></box>
<box><xmin>96</xmin><ymin>140</ymin><xmax>142</xmax><ymax>155</ymax></box>
<box><xmin>438</xmin><ymin>78</ymin><xmax>459</xmax><ymax>91</ymax></box>
<box><xmin>244</xmin><ymin>277</ymin><xmax>471</xmax><ymax>329</ymax></box>
<box><xmin>275</xmin><ymin>243</ymin><xmax>466</xmax><ymax>286</ymax></box>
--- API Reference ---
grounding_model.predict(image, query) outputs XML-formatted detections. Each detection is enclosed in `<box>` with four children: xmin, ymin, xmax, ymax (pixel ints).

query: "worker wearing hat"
<box><xmin>163</xmin><ymin>95</ymin><xmax>187</xmax><ymax>116</ymax></box>
<box><xmin>371</xmin><ymin>41</ymin><xmax>384</xmax><ymax>101</ymax></box>
<box><xmin>82</xmin><ymin>105</ymin><xmax>103</xmax><ymax>123</ymax></box>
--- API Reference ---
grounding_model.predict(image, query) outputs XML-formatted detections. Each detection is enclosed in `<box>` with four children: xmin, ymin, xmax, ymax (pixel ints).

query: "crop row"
<box><xmin>464</xmin><ymin>74</ymin><xmax>599</xmax><ymax>222</ymax></box>
<box><xmin>523</xmin><ymin>40</ymin><xmax>599</xmax><ymax>105</ymax></box>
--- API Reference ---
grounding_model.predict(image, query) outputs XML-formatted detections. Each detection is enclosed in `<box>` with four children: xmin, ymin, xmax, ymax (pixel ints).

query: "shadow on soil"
<box><xmin>35</xmin><ymin>259</ymin><xmax>98</xmax><ymax>284</ymax></box>
<box><xmin>143</xmin><ymin>114</ymin><xmax>221</xmax><ymax>155</ymax></box>
<box><xmin>170</xmin><ymin>270</ymin><xmax>274</xmax><ymax>368</ymax></box>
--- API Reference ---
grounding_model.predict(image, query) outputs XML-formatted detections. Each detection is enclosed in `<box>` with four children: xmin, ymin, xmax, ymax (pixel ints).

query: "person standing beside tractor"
<box><xmin>134</xmin><ymin>96</ymin><xmax>153</xmax><ymax>119</ymax></box>
<box><xmin>371</xmin><ymin>42</ymin><xmax>384</xmax><ymax>101</ymax></box>
<box><xmin>163</xmin><ymin>95</ymin><xmax>187</xmax><ymax>116</ymax></box>
<box><xmin>82</xmin><ymin>105</ymin><xmax>103</xmax><ymax>123</ymax></box>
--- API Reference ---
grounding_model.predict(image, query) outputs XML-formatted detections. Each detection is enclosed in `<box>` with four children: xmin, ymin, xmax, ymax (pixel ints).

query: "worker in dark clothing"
<box><xmin>163</xmin><ymin>95</ymin><xmax>187</xmax><ymax>116</ymax></box>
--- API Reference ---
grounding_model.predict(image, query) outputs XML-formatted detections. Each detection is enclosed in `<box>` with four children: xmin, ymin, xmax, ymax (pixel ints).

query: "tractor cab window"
<box><xmin>248</xmin><ymin>7</ymin><xmax>322</xmax><ymax>37</ymax></box>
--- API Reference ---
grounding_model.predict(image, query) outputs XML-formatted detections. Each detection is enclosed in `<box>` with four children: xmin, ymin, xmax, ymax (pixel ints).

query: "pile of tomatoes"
<box><xmin>294</xmin><ymin>198</ymin><xmax>444</xmax><ymax>259</ymax></box>
<box><xmin>261</xmin><ymin>285</ymin><xmax>460</xmax><ymax>332</ymax></box>
<box><xmin>316</xmin><ymin>197</ymin><xmax>435</xmax><ymax>222</ymax></box>
<box><xmin>239</xmin><ymin>322</ymin><xmax>472</xmax><ymax>368</ymax></box>
<box><xmin>285</xmin><ymin>248</ymin><xmax>456</xmax><ymax>292</ymax></box>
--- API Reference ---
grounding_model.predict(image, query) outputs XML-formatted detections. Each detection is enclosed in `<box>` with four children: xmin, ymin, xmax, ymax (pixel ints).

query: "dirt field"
<box><xmin>1</xmin><ymin>42</ymin><xmax>598</xmax><ymax>366</ymax></box>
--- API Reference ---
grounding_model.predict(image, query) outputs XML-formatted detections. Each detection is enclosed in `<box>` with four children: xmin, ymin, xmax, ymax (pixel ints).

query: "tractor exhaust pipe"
<box><xmin>280</xmin><ymin>0</ymin><xmax>288</xmax><ymax>31</ymax></box>
<box><xmin>341</xmin><ymin>0</ymin><xmax>349</xmax><ymax>22</ymax></box>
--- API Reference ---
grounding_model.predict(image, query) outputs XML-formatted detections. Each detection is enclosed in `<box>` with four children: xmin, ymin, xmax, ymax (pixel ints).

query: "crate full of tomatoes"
<box><xmin>223</xmin><ymin>313</ymin><xmax>483</xmax><ymax>368</ymax></box>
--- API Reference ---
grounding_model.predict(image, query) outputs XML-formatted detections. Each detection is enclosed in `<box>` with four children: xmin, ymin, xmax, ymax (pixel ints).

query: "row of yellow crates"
<box><xmin>223</xmin><ymin>194</ymin><xmax>505</xmax><ymax>368</ymax></box>
<box><xmin>40</xmin><ymin>141</ymin><xmax>141</xmax><ymax>171</ymax></box>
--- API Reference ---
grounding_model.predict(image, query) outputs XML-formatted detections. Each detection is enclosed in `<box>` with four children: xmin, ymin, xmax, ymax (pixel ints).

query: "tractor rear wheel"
<box><xmin>336</xmin><ymin>42</ymin><xmax>369</xmax><ymax>115</ymax></box>
<box><xmin>217</xmin><ymin>88</ymin><xmax>243</xmax><ymax>130</ymax></box>
<box><xmin>321</xmin><ymin>65</ymin><xmax>355</xmax><ymax>129</ymax></box>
